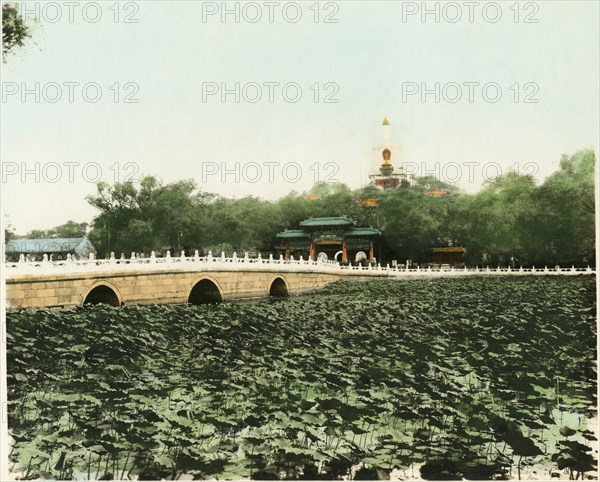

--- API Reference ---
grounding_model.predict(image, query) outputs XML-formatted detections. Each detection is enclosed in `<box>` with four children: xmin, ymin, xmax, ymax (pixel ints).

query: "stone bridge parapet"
<box><xmin>4</xmin><ymin>252</ymin><xmax>595</xmax><ymax>310</ymax></box>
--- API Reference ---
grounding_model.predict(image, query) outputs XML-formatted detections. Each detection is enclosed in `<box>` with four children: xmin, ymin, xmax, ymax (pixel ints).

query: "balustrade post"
<box><xmin>110</xmin><ymin>252</ymin><xmax>115</xmax><ymax>263</ymax></box>
<box><xmin>194</xmin><ymin>250</ymin><xmax>200</xmax><ymax>261</ymax></box>
<box><xmin>42</xmin><ymin>254</ymin><xmax>49</xmax><ymax>263</ymax></box>
<box><xmin>233</xmin><ymin>252</ymin><xmax>238</xmax><ymax>263</ymax></box>
<box><xmin>181</xmin><ymin>250</ymin><xmax>186</xmax><ymax>260</ymax></box>
<box><xmin>221</xmin><ymin>251</ymin><xmax>226</xmax><ymax>262</ymax></box>
<box><xmin>131</xmin><ymin>252</ymin><xmax>136</xmax><ymax>261</ymax></box>
<box><xmin>269</xmin><ymin>254</ymin><xmax>273</xmax><ymax>263</ymax></box>
<box><xmin>279</xmin><ymin>254</ymin><xmax>284</xmax><ymax>264</ymax></box>
<box><xmin>207</xmin><ymin>250</ymin><xmax>213</xmax><ymax>262</ymax></box>
<box><xmin>19</xmin><ymin>254</ymin><xmax>25</xmax><ymax>263</ymax></box>
<box><xmin>166</xmin><ymin>250</ymin><xmax>172</xmax><ymax>262</ymax></box>
<box><xmin>257</xmin><ymin>253</ymin><xmax>262</xmax><ymax>263</ymax></box>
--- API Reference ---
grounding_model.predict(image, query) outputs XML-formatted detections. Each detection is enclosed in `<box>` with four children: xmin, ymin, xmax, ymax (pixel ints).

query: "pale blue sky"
<box><xmin>1</xmin><ymin>0</ymin><xmax>599</xmax><ymax>234</ymax></box>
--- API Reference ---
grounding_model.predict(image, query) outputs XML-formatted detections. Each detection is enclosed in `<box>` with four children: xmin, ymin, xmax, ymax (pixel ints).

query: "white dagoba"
<box><xmin>369</xmin><ymin>117</ymin><xmax>406</xmax><ymax>185</ymax></box>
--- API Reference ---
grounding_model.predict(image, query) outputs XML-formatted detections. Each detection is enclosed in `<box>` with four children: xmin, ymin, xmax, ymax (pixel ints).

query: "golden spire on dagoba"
<box><xmin>382</xmin><ymin>117</ymin><xmax>389</xmax><ymax>126</ymax></box>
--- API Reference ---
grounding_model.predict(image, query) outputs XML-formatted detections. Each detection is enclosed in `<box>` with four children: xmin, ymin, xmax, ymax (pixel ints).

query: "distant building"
<box><xmin>276</xmin><ymin>216</ymin><xmax>381</xmax><ymax>264</ymax></box>
<box><xmin>426</xmin><ymin>187</ymin><xmax>447</xmax><ymax>197</ymax></box>
<box><xmin>5</xmin><ymin>236</ymin><xmax>97</xmax><ymax>262</ymax></box>
<box><xmin>424</xmin><ymin>246</ymin><xmax>466</xmax><ymax>267</ymax></box>
<box><xmin>368</xmin><ymin>117</ymin><xmax>407</xmax><ymax>189</ymax></box>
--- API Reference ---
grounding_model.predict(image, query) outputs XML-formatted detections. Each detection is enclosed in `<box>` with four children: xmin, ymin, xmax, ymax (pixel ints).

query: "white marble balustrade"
<box><xmin>3</xmin><ymin>250</ymin><xmax>595</xmax><ymax>278</ymax></box>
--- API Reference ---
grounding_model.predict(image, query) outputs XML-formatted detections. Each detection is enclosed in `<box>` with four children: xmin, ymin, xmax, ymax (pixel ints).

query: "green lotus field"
<box><xmin>6</xmin><ymin>277</ymin><xmax>597</xmax><ymax>480</ymax></box>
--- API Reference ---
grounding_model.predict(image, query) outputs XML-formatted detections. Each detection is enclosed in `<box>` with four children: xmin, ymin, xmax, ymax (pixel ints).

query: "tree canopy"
<box><xmin>2</xmin><ymin>3</ymin><xmax>30</xmax><ymax>61</ymax></box>
<box><xmin>25</xmin><ymin>221</ymin><xmax>88</xmax><ymax>239</ymax></box>
<box><xmin>16</xmin><ymin>149</ymin><xmax>595</xmax><ymax>267</ymax></box>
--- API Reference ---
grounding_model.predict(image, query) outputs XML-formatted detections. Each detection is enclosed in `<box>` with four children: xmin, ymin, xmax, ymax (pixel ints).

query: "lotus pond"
<box><xmin>6</xmin><ymin>277</ymin><xmax>598</xmax><ymax>480</ymax></box>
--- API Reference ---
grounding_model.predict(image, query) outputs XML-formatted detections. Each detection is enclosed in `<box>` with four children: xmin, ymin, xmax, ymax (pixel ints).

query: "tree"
<box><xmin>26</xmin><ymin>221</ymin><xmax>88</xmax><ymax>239</ymax></box>
<box><xmin>464</xmin><ymin>172</ymin><xmax>538</xmax><ymax>265</ymax></box>
<box><xmin>378</xmin><ymin>186</ymin><xmax>452</xmax><ymax>261</ymax></box>
<box><xmin>83</xmin><ymin>150</ymin><xmax>595</xmax><ymax>265</ymax></box>
<box><xmin>87</xmin><ymin>176</ymin><xmax>223</xmax><ymax>255</ymax></box>
<box><xmin>4</xmin><ymin>215</ymin><xmax>16</xmax><ymax>242</ymax></box>
<box><xmin>2</xmin><ymin>3</ymin><xmax>30</xmax><ymax>61</ymax></box>
<box><xmin>412</xmin><ymin>175</ymin><xmax>462</xmax><ymax>196</ymax></box>
<box><xmin>447</xmin><ymin>150</ymin><xmax>595</xmax><ymax>267</ymax></box>
<box><xmin>5</xmin><ymin>227</ymin><xmax>16</xmax><ymax>242</ymax></box>
<box><xmin>535</xmin><ymin>150</ymin><xmax>595</xmax><ymax>266</ymax></box>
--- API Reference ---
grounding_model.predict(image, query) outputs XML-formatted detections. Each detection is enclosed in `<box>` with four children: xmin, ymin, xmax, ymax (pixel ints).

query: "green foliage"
<box><xmin>25</xmin><ymin>221</ymin><xmax>88</xmax><ymax>239</ymax></box>
<box><xmin>534</xmin><ymin>150</ymin><xmax>596</xmax><ymax>266</ymax></box>
<box><xmin>82</xmin><ymin>150</ymin><xmax>596</xmax><ymax>266</ymax></box>
<box><xmin>2</xmin><ymin>3</ymin><xmax>31</xmax><ymax>61</ymax></box>
<box><xmin>5</xmin><ymin>227</ymin><xmax>16</xmax><ymax>242</ymax></box>
<box><xmin>378</xmin><ymin>186</ymin><xmax>453</xmax><ymax>260</ymax></box>
<box><xmin>86</xmin><ymin>177</ymin><xmax>209</xmax><ymax>255</ymax></box>
<box><xmin>7</xmin><ymin>277</ymin><xmax>597</xmax><ymax>480</ymax></box>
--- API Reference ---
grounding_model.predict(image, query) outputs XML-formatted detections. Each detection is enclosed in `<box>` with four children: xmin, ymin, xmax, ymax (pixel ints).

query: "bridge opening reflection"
<box><xmin>84</xmin><ymin>285</ymin><xmax>120</xmax><ymax>307</ymax></box>
<box><xmin>188</xmin><ymin>279</ymin><xmax>223</xmax><ymax>304</ymax></box>
<box><xmin>269</xmin><ymin>277</ymin><xmax>289</xmax><ymax>297</ymax></box>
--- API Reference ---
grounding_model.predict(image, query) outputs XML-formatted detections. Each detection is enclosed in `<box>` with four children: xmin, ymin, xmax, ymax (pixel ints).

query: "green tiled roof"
<box><xmin>299</xmin><ymin>216</ymin><xmax>355</xmax><ymax>228</ymax></box>
<box><xmin>346</xmin><ymin>227</ymin><xmax>381</xmax><ymax>237</ymax></box>
<box><xmin>276</xmin><ymin>218</ymin><xmax>379</xmax><ymax>241</ymax></box>
<box><xmin>276</xmin><ymin>230</ymin><xmax>310</xmax><ymax>239</ymax></box>
<box><xmin>6</xmin><ymin>236</ymin><xmax>96</xmax><ymax>255</ymax></box>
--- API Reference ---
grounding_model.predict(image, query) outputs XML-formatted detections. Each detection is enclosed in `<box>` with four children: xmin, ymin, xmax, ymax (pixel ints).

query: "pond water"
<box><xmin>6</xmin><ymin>277</ymin><xmax>597</xmax><ymax>480</ymax></box>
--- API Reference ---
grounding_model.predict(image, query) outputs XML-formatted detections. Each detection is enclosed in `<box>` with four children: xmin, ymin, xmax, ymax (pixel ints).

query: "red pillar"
<box><xmin>309</xmin><ymin>239</ymin><xmax>315</xmax><ymax>260</ymax></box>
<box><xmin>342</xmin><ymin>241</ymin><xmax>348</xmax><ymax>263</ymax></box>
<box><xmin>369</xmin><ymin>241</ymin><xmax>374</xmax><ymax>263</ymax></box>
<box><xmin>285</xmin><ymin>244</ymin><xmax>291</xmax><ymax>260</ymax></box>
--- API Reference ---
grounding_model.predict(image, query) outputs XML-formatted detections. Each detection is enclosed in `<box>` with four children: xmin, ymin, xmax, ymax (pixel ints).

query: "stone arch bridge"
<box><xmin>4</xmin><ymin>253</ymin><xmax>595</xmax><ymax>310</ymax></box>
<box><xmin>5</xmin><ymin>258</ymin><xmax>343</xmax><ymax>310</ymax></box>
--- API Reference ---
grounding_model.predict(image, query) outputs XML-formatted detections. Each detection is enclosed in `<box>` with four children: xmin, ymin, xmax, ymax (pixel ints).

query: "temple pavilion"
<box><xmin>275</xmin><ymin>216</ymin><xmax>381</xmax><ymax>264</ymax></box>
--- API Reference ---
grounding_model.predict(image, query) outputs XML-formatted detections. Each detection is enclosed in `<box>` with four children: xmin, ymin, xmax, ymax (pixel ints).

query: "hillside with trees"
<box><xmin>11</xmin><ymin>150</ymin><xmax>595</xmax><ymax>267</ymax></box>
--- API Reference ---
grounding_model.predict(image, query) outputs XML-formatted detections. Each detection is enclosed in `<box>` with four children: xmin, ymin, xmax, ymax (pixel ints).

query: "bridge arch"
<box><xmin>188</xmin><ymin>276</ymin><xmax>223</xmax><ymax>304</ymax></box>
<box><xmin>83</xmin><ymin>282</ymin><xmax>122</xmax><ymax>307</ymax></box>
<box><xmin>269</xmin><ymin>276</ymin><xmax>289</xmax><ymax>297</ymax></box>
